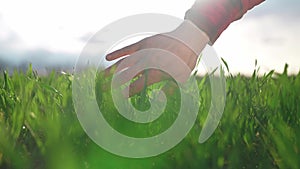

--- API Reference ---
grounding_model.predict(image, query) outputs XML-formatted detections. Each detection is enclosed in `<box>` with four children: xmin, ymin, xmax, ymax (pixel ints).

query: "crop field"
<box><xmin>0</xmin><ymin>64</ymin><xmax>299</xmax><ymax>169</ymax></box>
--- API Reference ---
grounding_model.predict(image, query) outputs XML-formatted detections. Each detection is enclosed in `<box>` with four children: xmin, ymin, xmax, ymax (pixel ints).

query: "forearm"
<box><xmin>185</xmin><ymin>0</ymin><xmax>265</xmax><ymax>44</ymax></box>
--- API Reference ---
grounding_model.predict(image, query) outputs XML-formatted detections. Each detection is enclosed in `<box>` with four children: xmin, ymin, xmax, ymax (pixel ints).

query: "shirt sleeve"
<box><xmin>185</xmin><ymin>0</ymin><xmax>265</xmax><ymax>44</ymax></box>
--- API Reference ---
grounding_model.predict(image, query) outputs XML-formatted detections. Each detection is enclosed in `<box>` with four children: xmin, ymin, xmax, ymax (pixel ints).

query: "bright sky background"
<box><xmin>0</xmin><ymin>0</ymin><xmax>299</xmax><ymax>75</ymax></box>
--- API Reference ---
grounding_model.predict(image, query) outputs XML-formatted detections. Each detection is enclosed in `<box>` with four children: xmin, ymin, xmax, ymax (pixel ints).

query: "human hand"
<box><xmin>105</xmin><ymin>20</ymin><xmax>209</xmax><ymax>97</ymax></box>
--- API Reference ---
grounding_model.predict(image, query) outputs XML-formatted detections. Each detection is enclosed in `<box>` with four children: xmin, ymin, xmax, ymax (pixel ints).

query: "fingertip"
<box><xmin>105</xmin><ymin>52</ymin><xmax>117</xmax><ymax>61</ymax></box>
<box><xmin>105</xmin><ymin>43</ymin><xmax>139</xmax><ymax>61</ymax></box>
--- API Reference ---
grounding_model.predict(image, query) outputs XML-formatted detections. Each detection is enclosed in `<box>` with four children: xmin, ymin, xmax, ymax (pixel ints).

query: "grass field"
<box><xmin>0</xmin><ymin>64</ymin><xmax>299</xmax><ymax>169</ymax></box>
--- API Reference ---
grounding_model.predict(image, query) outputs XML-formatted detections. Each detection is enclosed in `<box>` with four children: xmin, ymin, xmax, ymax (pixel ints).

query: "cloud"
<box><xmin>0</xmin><ymin>48</ymin><xmax>77</xmax><ymax>74</ymax></box>
<box><xmin>246</xmin><ymin>0</ymin><xmax>300</xmax><ymax>20</ymax></box>
<box><xmin>0</xmin><ymin>17</ymin><xmax>77</xmax><ymax>74</ymax></box>
<box><xmin>215</xmin><ymin>10</ymin><xmax>300</xmax><ymax>75</ymax></box>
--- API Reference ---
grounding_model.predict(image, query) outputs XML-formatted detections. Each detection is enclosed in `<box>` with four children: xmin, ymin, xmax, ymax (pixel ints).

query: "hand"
<box><xmin>105</xmin><ymin>20</ymin><xmax>209</xmax><ymax>96</ymax></box>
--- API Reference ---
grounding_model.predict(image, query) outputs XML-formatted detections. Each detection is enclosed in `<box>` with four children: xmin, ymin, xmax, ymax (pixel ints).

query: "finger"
<box><xmin>126</xmin><ymin>69</ymin><xmax>170</xmax><ymax>97</ymax></box>
<box><xmin>161</xmin><ymin>80</ymin><xmax>178</xmax><ymax>95</ymax></box>
<box><xmin>106</xmin><ymin>42</ymin><xmax>140</xmax><ymax>61</ymax></box>
<box><xmin>112</xmin><ymin>66</ymin><xmax>144</xmax><ymax>87</ymax></box>
<box><xmin>104</xmin><ymin>58</ymin><xmax>125</xmax><ymax>77</ymax></box>
<box><xmin>100</xmin><ymin>59</ymin><xmax>126</xmax><ymax>92</ymax></box>
<box><xmin>104</xmin><ymin>54</ymin><xmax>140</xmax><ymax>77</ymax></box>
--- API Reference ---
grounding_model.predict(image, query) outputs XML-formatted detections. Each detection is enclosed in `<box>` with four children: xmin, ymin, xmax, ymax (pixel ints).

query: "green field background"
<box><xmin>0</xmin><ymin>64</ymin><xmax>299</xmax><ymax>169</ymax></box>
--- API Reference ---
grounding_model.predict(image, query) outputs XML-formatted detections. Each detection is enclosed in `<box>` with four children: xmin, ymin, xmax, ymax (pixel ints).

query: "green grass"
<box><xmin>0</xmin><ymin>64</ymin><xmax>299</xmax><ymax>169</ymax></box>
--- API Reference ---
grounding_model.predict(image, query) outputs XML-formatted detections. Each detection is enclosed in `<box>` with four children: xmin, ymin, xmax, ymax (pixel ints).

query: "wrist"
<box><xmin>166</xmin><ymin>20</ymin><xmax>209</xmax><ymax>56</ymax></box>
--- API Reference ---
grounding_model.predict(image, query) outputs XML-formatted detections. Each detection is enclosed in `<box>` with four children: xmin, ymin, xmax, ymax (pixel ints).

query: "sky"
<box><xmin>0</xmin><ymin>0</ymin><xmax>299</xmax><ymax>75</ymax></box>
